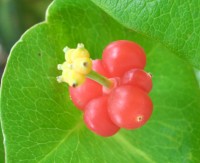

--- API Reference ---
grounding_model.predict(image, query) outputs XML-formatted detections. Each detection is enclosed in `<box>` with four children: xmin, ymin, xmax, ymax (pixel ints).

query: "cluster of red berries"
<box><xmin>68</xmin><ymin>40</ymin><xmax>153</xmax><ymax>137</ymax></box>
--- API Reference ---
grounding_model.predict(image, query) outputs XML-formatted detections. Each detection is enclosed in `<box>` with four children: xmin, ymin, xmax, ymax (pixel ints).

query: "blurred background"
<box><xmin>0</xmin><ymin>0</ymin><xmax>52</xmax><ymax>85</ymax></box>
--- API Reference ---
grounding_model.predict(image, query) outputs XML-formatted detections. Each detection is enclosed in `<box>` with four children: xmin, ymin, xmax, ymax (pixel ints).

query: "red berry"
<box><xmin>84</xmin><ymin>96</ymin><xmax>120</xmax><ymax>137</ymax></box>
<box><xmin>69</xmin><ymin>60</ymin><xmax>109</xmax><ymax>110</ymax></box>
<box><xmin>122</xmin><ymin>69</ymin><xmax>152</xmax><ymax>93</ymax></box>
<box><xmin>108</xmin><ymin>85</ymin><xmax>153</xmax><ymax>129</ymax></box>
<box><xmin>69</xmin><ymin>79</ymin><xmax>102</xmax><ymax>110</ymax></box>
<box><xmin>102</xmin><ymin>40</ymin><xmax>146</xmax><ymax>77</ymax></box>
<box><xmin>92</xmin><ymin>59</ymin><xmax>110</xmax><ymax>77</ymax></box>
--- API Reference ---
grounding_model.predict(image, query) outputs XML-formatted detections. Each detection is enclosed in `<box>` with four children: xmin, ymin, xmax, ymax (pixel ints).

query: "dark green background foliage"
<box><xmin>0</xmin><ymin>0</ymin><xmax>200</xmax><ymax>162</ymax></box>
<box><xmin>0</xmin><ymin>0</ymin><xmax>51</xmax><ymax>51</ymax></box>
<box><xmin>0</xmin><ymin>0</ymin><xmax>51</xmax><ymax>81</ymax></box>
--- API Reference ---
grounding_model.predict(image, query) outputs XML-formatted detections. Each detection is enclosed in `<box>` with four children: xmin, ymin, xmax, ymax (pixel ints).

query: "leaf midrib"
<box><xmin>113</xmin><ymin>133</ymin><xmax>156</xmax><ymax>163</ymax></box>
<box><xmin>38</xmin><ymin>120</ymin><xmax>83</xmax><ymax>163</ymax></box>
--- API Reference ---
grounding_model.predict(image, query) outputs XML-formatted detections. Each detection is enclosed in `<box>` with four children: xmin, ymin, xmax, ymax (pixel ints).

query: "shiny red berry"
<box><xmin>122</xmin><ymin>69</ymin><xmax>153</xmax><ymax>93</ymax></box>
<box><xmin>84</xmin><ymin>96</ymin><xmax>120</xmax><ymax>137</ymax></box>
<box><xmin>108</xmin><ymin>85</ymin><xmax>153</xmax><ymax>129</ymax></box>
<box><xmin>69</xmin><ymin>78</ymin><xmax>102</xmax><ymax>110</ymax></box>
<box><xmin>102</xmin><ymin>40</ymin><xmax>146</xmax><ymax>77</ymax></box>
<box><xmin>69</xmin><ymin>60</ymin><xmax>109</xmax><ymax>110</ymax></box>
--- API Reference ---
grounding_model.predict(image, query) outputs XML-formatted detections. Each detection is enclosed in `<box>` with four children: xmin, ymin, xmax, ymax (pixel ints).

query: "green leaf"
<box><xmin>1</xmin><ymin>0</ymin><xmax>200</xmax><ymax>162</ymax></box>
<box><xmin>0</xmin><ymin>90</ymin><xmax>5</xmax><ymax>163</ymax></box>
<box><xmin>91</xmin><ymin>0</ymin><xmax>200</xmax><ymax>69</ymax></box>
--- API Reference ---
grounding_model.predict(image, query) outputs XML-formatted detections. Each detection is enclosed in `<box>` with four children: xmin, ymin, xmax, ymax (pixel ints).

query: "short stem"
<box><xmin>87</xmin><ymin>70</ymin><xmax>113</xmax><ymax>88</ymax></box>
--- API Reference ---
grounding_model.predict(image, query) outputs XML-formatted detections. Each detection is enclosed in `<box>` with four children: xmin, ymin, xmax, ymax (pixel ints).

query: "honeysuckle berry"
<box><xmin>122</xmin><ymin>69</ymin><xmax>153</xmax><ymax>93</ymax></box>
<box><xmin>57</xmin><ymin>40</ymin><xmax>153</xmax><ymax>137</ymax></box>
<box><xmin>102</xmin><ymin>40</ymin><xmax>146</xmax><ymax>77</ymax></box>
<box><xmin>108</xmin><ymin>85</ymin><xmax>153</xmax><ymax>129</ymax></box>
<box><xmin>69</xmin><ymin>78</ymin><xmax>103</xmax><ymax>110</ymax></box>
<box><xmin>57</xmin><ymin>68</ymin><xmax>86</xmax><ymax>87</ymax></box>
<box><xmin>64</xmin><ymin>48</ymin><xmax>75</xmax><ymax>63</ymax></box>
<box><xmin>57</xmin><ymin>61</ymin><xmax>72</xmax><ymax>71</ymax></box>
<box><xmin>64</xmin><ymin>43</ymin><xmax>90</xmax><ymax>63</ymax></box>
<box><xmin>84</xmin><ymin>96</ymin><xmax>120</xmax><ymax>137</ymax></box>
<box><xmin>73</xmin><ymin>57</ymin><xmax>92</xmax><ymax>74</ymax></box>
<box><xmin>69</xmin><ymin>60</ymin><xmax>110</xmax><ymax>110</ymax></box>
<box><xmin>57</xmin><ymin>43</ymin><xmax>93</xmax><ymax>87</ymax></box>
<box><xmin>66</xmin><ymin>70</ymin><xmax>86</xmax><ymax>87</ymax></box>
<box><xmin>71</xmin><ymin>43</ymin><xmax>90</xmax><ymax>60</ymax></box>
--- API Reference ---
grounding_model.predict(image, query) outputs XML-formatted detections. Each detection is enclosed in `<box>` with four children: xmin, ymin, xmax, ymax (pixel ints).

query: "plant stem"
<box><xmin>87</xmin><ymin>70</ymin><xmax>113</xmax><ymax>88</ymax></box>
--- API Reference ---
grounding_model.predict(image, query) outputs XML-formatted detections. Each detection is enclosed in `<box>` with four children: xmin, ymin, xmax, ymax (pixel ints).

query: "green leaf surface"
<box><xmin>0</xmin><ymin>90</ymin><xmax>5</xmax><ymax>163</ymax></box>
<box><xmin>1</xmin><ymin>0</ymin><xmax>200</xmax><ymax>162</ymax></box>
<box><xmin>91</xmin><ymin>0</ymin><xmax>200</xmax><ymax>69</ymax></box>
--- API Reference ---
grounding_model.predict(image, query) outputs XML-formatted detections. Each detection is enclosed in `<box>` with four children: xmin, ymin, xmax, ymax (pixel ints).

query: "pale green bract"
<box><xmin>0</xmin><ymin>0</ymin><xmax>200</xmax><ymax>162</ymax></box>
